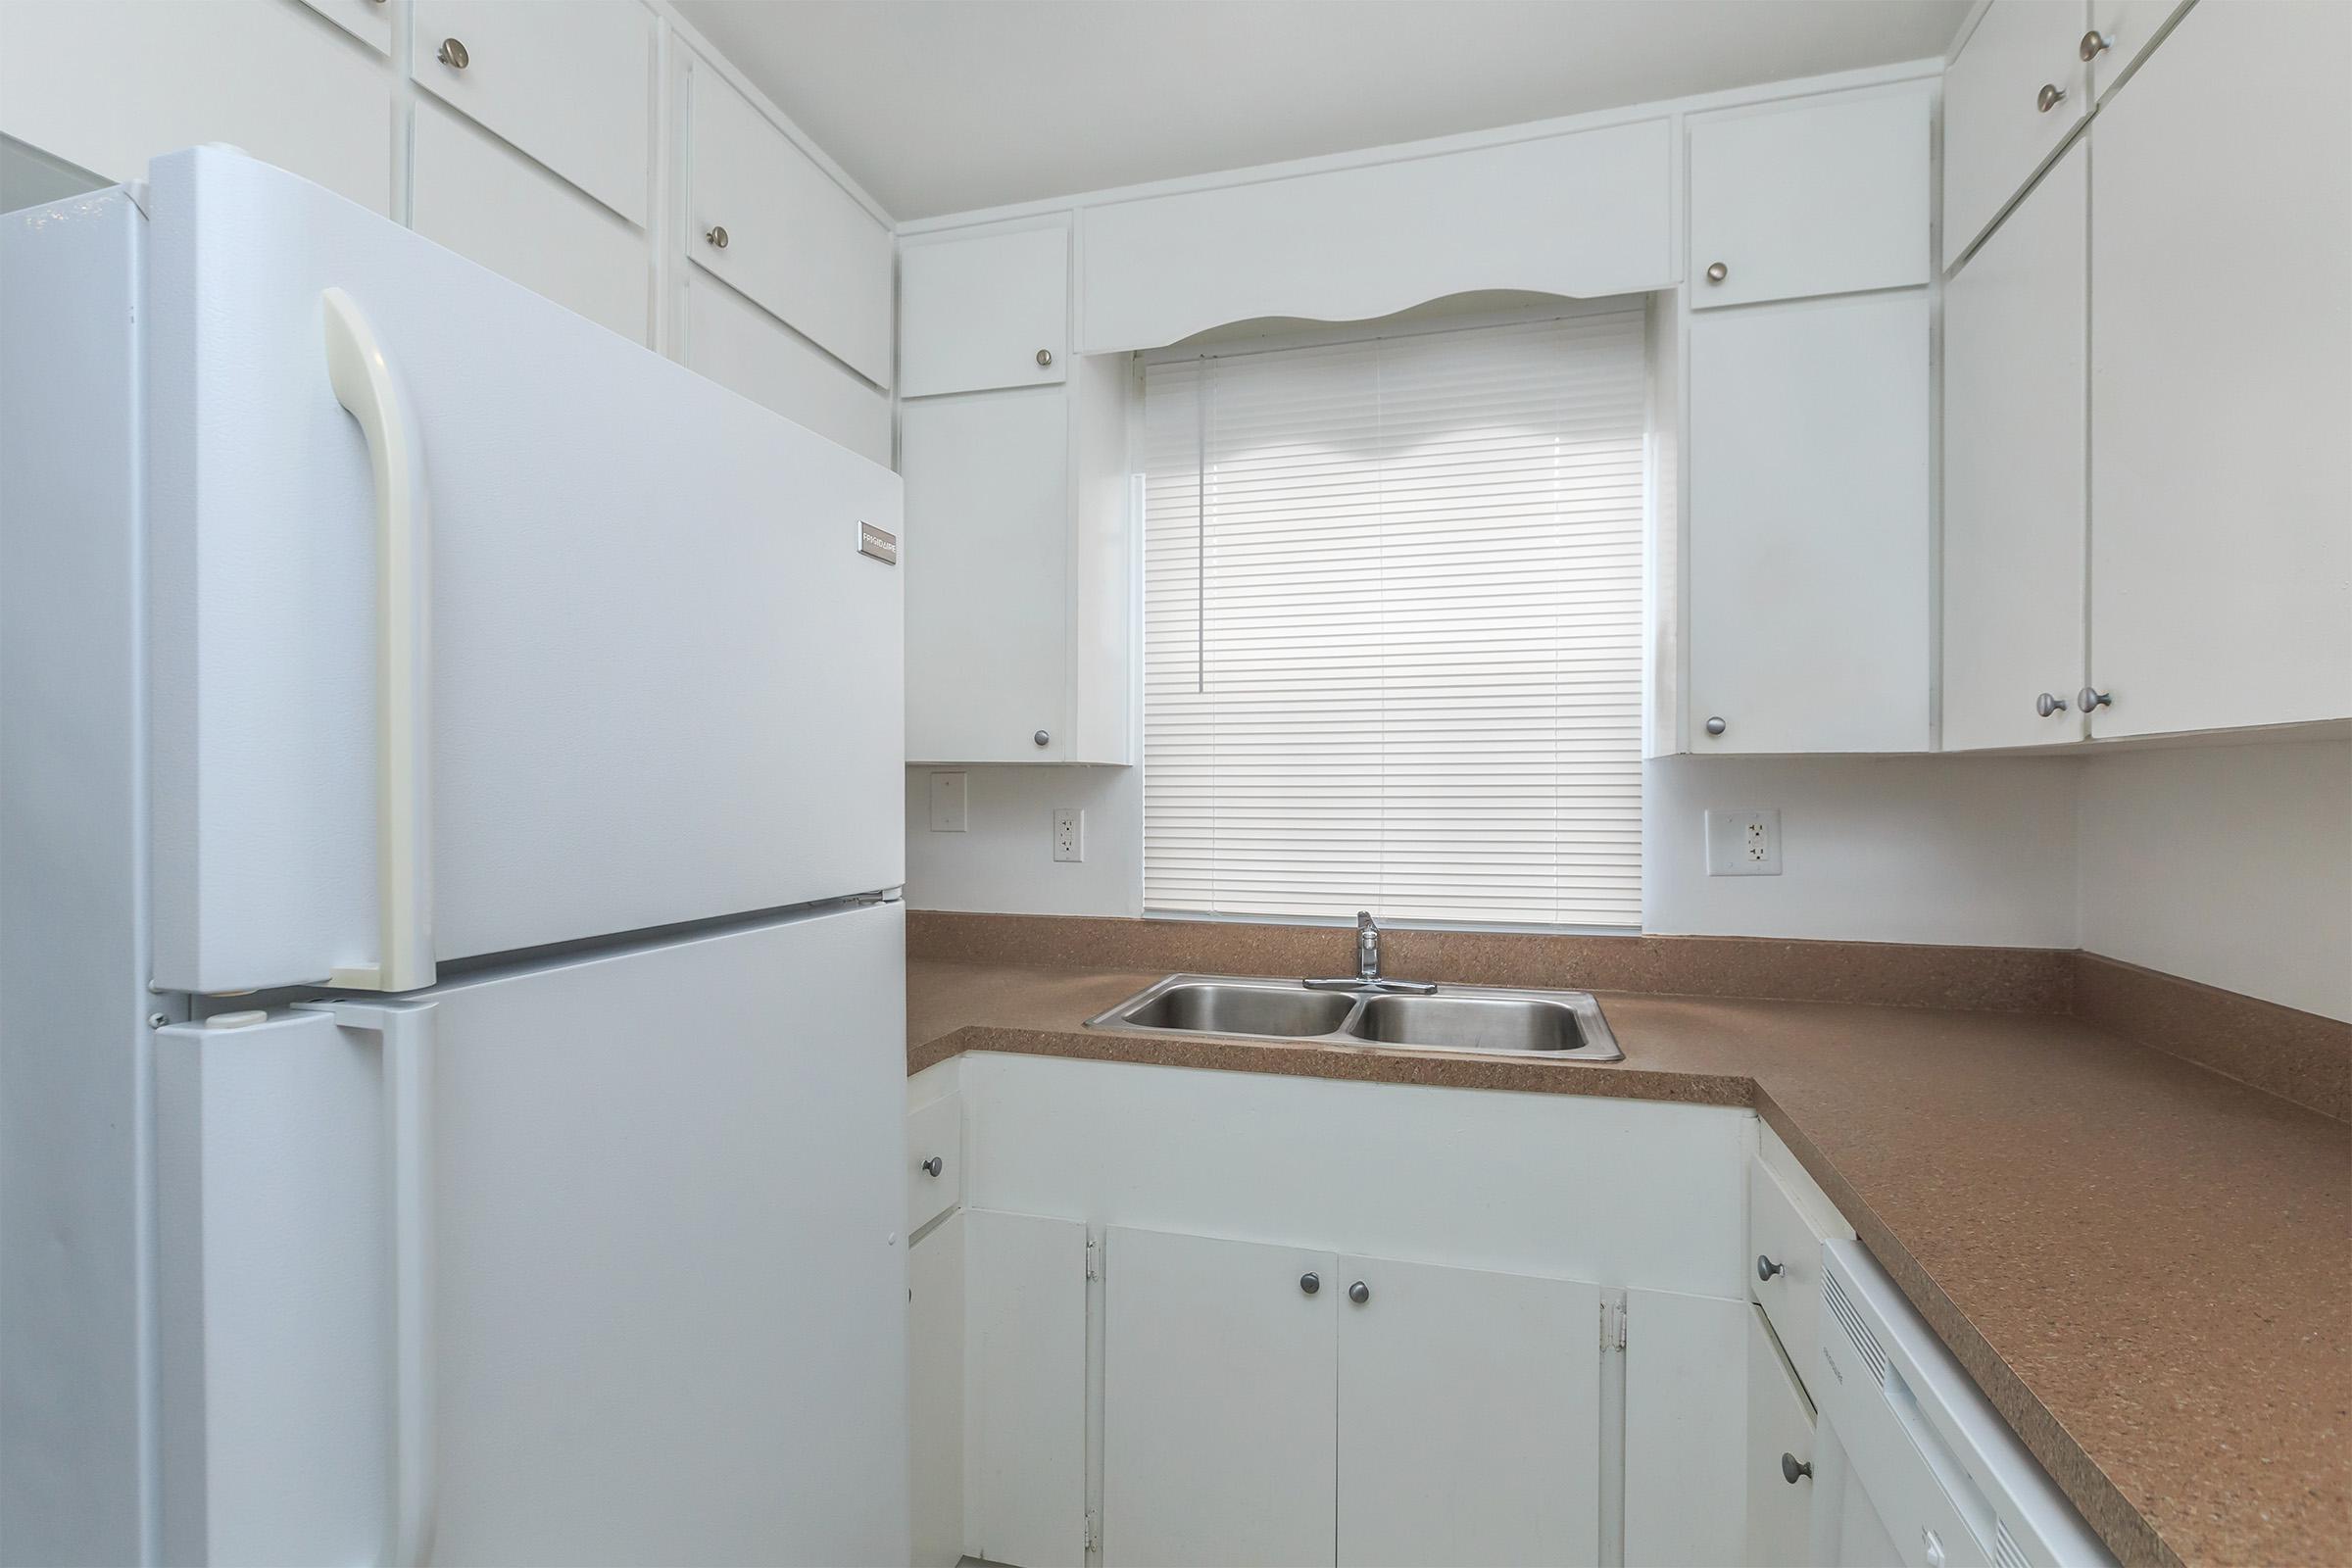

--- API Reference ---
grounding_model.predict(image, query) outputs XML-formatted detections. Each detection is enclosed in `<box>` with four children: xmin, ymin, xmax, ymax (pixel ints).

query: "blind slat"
<box><xmin>1142</xmin><ymin>311</ymin><xmax>1646</xmax><ymax>928</ymax></box>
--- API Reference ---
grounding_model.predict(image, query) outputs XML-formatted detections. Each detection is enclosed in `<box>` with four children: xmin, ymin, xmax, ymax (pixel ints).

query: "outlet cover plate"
<box><xmin>927</xmin><ymin>770</ymin><xmax>967</xmax><ymax>833</ymax></box>
<box><xmin>1054</xmin><ymin>807</ymin><xmax>1085</xmax><ymax>862</ymax></box>
<box><xmin>1705</xmin><ymin>808</ymin><xmax>1782</xmax><ymax>876</ymax></box>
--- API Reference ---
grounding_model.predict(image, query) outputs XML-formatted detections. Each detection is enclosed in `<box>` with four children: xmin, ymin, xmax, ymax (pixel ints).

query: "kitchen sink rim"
<box><xmin>1082</xmin><ymin>971</ymin><xmax>1626</xmax><ymax>1061</ymax></box>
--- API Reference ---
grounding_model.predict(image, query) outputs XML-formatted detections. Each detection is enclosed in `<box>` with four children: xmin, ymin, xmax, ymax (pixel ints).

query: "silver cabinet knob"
<box><xmin>2078</xmin><ymin>686</ymin><xmax>2112</xmax><ymax>711</ymax></box>
<box><xmin>1757</xmin><ymin>1253</ymin><xmax>1784</xmax><ymax>1282</ymax></box>
<box><xmin>1299</xmin><ymin>1272</ymin><xmax>1320</xmax><ymax>1296</ymax></box>
<box><xmin>920</xmin><ymin>1156</ymin><xmax>943</xmax><ymax>1178</ymax></box>
<box><xmin>1035</xmin><ymin>348</ymin><xmax>1054</xmax><ymax>368</ymax></box>
<box><xmin>2035</xmin><ymin>691</ymin><xmax>2069</xmax><ymax>717</ymax></box>
<box><xmin>2037</xmin><ymin>82</ymin><xmax>2067</xmax><ymax>112</ymax></box>
<box><xmin>2080</xmin><ymin>29</ymin><xmax>2112</xmax><ymax>61</ymax></box>
<box><xmin>705</xmin><ymin>224</ymin><xmax>729</xmax><ymax>250</ymax></box>
<box><xmin>1348</xmin><ymin>1280</ymin><xmax>1370</xmax><ymax>1304</ymax></box>
<box><xmin>1703</xmin><ymin>716</ymin><xmax>1727</xmax><ymax>737</ymax></box>
<box><xmin>1033</xmin><ymin>729</ymin><xmax>1051</xmax><ymax>747</ymax></box>
<box><xmin>1705</xmin><ymin>261</ymin><xmax>1728</xmax><ymax>284</ymax></box>
<box><xmin>436</xmin><ymin>36</ymin><xmax>469</xmax><ymax>70</ymax></box>
<box><xmin>1783</xmin><ymin>1452</ymin><xmax>1813</xmax><ymax>1484</ymax></box>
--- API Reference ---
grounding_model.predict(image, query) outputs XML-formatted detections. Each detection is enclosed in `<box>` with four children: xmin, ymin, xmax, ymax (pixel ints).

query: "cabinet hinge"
<box><xmin>1084</xmin><ymin>1507</ymin><xmax>1100</xmax><ymax>1553</ymax></box>
<box><xmin>1084</xmin><ymin>1236</ymin><xmax>1101</xmax><ymax>1282</ymax></box>
<box><xmin>1600</xmin><ymin>1298</ymin><xmax>1627</xmax><ymax>1351</ymax></box>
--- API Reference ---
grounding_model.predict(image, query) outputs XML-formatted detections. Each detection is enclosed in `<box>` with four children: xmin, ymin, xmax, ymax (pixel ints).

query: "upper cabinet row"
<box><xmin>0</xmin><ymin>0</ymin><xmax>893</xmax><ymax>464</ymax></box>
<box><xmin>1943</xmin><ymin>0</ymin><xmax>2350</xmax><ymax>748</ymax></box>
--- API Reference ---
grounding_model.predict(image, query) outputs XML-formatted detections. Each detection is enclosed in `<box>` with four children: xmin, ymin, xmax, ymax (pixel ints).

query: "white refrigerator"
<box><xmin>1</xmin><ymin>148</ymin><xmax>909</xmax><ymax>1566</ymax></box>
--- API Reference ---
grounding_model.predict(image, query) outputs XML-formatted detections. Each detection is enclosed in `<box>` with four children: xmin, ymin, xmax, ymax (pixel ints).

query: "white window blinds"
<box><xmin>1142</xmin><ymin>308</ymin><xmax>1647</xmax><ymax>927</ymax></box>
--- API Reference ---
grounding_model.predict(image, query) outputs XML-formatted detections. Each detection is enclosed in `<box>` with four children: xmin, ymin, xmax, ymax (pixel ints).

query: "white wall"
<box><xmin>2076</xmin><ymin>738</ymin><xmax>2351</xmax><ymax>1022</ymax></box>
<box><xmin>904</xmin><ymin>753</ymin><xmax>2084</xmax><ymax>947</ymax></box>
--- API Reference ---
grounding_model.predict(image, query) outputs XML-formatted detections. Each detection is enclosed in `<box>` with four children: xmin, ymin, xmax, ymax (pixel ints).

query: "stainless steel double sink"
<box><xmin>1084</xmin><ymin>973</ymin><xmax>1623</xmax><ymax>1061</ymax></box>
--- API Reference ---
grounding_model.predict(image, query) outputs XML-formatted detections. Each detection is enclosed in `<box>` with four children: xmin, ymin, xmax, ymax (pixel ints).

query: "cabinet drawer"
<box><xmin>687</xmin><ymin>59</ymin><xmax>893</xmax><ymax>387</ymax></box>
<box><xmin>411</xmin><ymin>99</ymin><xmax>649</xmax><ymax>344</ymax></box>
<box><xmin>1744</xmin><ymin>1307</ymin><xmax>1815</xmax><ymax>1568</ymax></box>
<box><xmin>1747</xmin><ymin>1147</ymin><xmax>1850</xmax><ymax>1387</ymax></box>
<box><xmin>900</xmin><ymin>220</ymin><xmax>1070</xmax><ymax>398</ymax></box>
<box><xmin>413</xmin><ymin>0</ymin><xmax>652</xmax><ymax>227</ymax></box>
<box><xmin>1687</xmin><ymin>85</ymin><xmax>1930</xmax><ymax>309</ymax></box>
<box><xmin>906</xmin><ymin>1093</ymin><xmax>963</xmax><ymax>1233</ymax></box>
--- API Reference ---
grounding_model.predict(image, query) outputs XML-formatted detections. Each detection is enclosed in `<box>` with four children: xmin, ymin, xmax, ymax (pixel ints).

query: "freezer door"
<box><xmin>156</xmin><ymin>901</ymin><xmax>910</xmax><ymax>1566</ymax></box>
<box><xmin>145</xmin><ymin>147</ymin><xmax>905</xmax><ymax>995</ymax></box>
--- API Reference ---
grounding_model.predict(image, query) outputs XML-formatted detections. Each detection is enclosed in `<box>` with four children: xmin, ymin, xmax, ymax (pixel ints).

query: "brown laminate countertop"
<box><xmin>907</xmin><ymin>957</ymin><xmax>2352</xmax><ymax>1568</ymax></box>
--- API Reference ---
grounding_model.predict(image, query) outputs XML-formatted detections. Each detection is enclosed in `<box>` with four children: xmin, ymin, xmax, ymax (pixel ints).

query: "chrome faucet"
<box><xmin>1304</xmin><ymin>910</ymin><xmax>1437</xmax><ymax>994</ymax></box>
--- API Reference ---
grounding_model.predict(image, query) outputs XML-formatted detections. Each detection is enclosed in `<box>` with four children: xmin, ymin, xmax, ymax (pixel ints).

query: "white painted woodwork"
<box><xmin>1102</xmin><ymin>1226</ymin><xmax>1338</xmax><ymax>1568</ymax></box>
<box><xmin>686</xmin><ymin>55</ymin><xmax>894</xmax><ymax>386</ymax></box>
<box><xmin>1744</xmin><ymin>1307</ymin><xmax>1816</xmax><ymax>1568</ymax></box>
<box><xmin>2087</xmin><ymin>0</ymin><xmax>2352</xmax><ymax>737</ymax></box>
<box><xmin>2086</xmin><ymin>0</ymin><xmax>2194</xmax><ymax>102</ymax></box>
<box><xmin>684</xmin><ymin>272</ymin><xmax>893</xmax><ymax>466</ymax></box>
<box><xmin>906</xmin><ymin>1091</ymin><xmax>963</xmax><ymax>1234</ymax></box>
<box><xmin>1942</xmin><ymin>0</ymin><xmax>2090</xmax><ymax>265</ymax></box>
<box><xmin>296</xmin><ymin>0</ymin><xmax>390</xmax><ymax>54</ymax></box>
<box><xmin>908</xmin><ymin>1215</ymin><xmax>966</xmax><ymax>1568</ymax></box>
<box><xmin>1077</xmin><ymin>119</ymin><xmax>1674</xmax><ymax>353</ymax></box>
<box><xmin>958</xmin><ymin>1053</ymin><xmax>1750</xmax><ymax>1299</ymax></box>
<box><xmin>0</xmin><ymin>0</ymin><xmax>395</xmax><ymax>215</ymax></box>
<box><xmin>1337</xmin><ymin>1256</ymin><xmax>1602</xmax><ymax>1567</ymax></box>
<box><xmin>900</xmin><ymin>219</ymin><xmax>1071</xmax><ymax>398</ymax></box>
<box><xmin>902</xmin><ymin>389</ymin><xmax>1072</xmax><ymax>762</ymax></box>
<box><xmin>963</xmin><ymin>1209</ymin><xmax>1088</xmax><ymax>1568</ymax></box>
<box><xmin>1749</xmin><ymin>1154</ymin><xmax>1851</xmax><ymax>1394</ymax></box>
<box><xmin>409</xmin><ymin>99</ymin><xmax>650</xmax><ymax>345</ymax></box>
<box><xmin>1941</xmin><ymin>138</ymin><xmax>2087</xmax><ymax>751</ymax></box>
<box><xmin>412</xmin><ymin>0</ymin><xmax>653</xmax><ymax>226</ymax></box>
<box><xmin>1686</xmin><ymin>290</ymin><xmax>1932</xmax><ymax>753</ymax></box>
<box><xmin>1686</xmin><ymin>85</ymin><xmax>1932</xmax><ymax>310</ymax></box>
<box><xmin>1624</xmin><ymin>1287</ymin><xmax>1749</xmax><ymax>1568</ymax></box>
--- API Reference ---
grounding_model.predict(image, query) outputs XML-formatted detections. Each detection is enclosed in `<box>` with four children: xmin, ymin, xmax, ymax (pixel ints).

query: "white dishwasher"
<box><xmin>1808</xmin><ymin>1241</ymin><xmax>2115</xmax><ymax>1568</ymax></box>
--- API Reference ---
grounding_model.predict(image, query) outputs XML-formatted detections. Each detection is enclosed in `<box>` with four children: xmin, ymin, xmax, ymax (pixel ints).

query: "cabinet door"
<box><xmin>908</xmin><ymin>1215</ymin><xmax>966</xmax><ymax>1568</ymax></box>
<box><xmin>685</xmin><ymin>273</ymin><xmax>892</xmax><ymax>466</ymax></box>
<box><xmin>1687</xmin><ymin>292</ymin><xmax>1930</xmax><ymax>753</ymax></box>
<box><xmin>1743</xmin><ymin>1308</ymin><xmax>1815</xmax><ymax>1568</ymax></box>
<box><xmin>1337</xmin><ymin>1257</ymin><xmax>1600</xmax><ymax>1568</ymax></box>
<box><xmin>2086</xmin><ymin>0</ymin><xmax>2193</xmax><ymax>102</ymax></box>
<box><xmin>901</xmin><ymin>221</ymin><xmax>1071</xmax><ymax>398</ymax></box>
<box><xmin>410</xmin><ymin>98</ymin><xmax>649</xmax><ymax>345</ymax></box>
<box><xmin>687</xmin><ymin>58</ymin><xmax>893</xmax><ymax>387</ymax></box>
<box><xmin>903</xmin><ymin>389</ymin><xmax>1072</xmax><ymax>763</ymax></box>
<box><xmin>1687</xmin><ymin>86</ymin><xmax>1930</xmax><ymax>310</ymax></box>
<box><xmin>1941</xmin><ymin>138</ymin><xmax>2086</xmax><ymax>751</ymax></box>
<box><xmin>297</xmin><ymin>0</ymin><xmax>391</xmax><ymax>54</ymax></box>
<box><xmin>964</xmin><ymin>1210</ymin><xmax>1089</xmax><ymax>1568</ymax></box>
<box><xmin>1943</xmin><ymin>0</ymin><xmax>2089</xmax><ymax>263</ymax></box>
<box><xmin>2088</xmin><ymin>0</ymin><xmax>2352</xmax><ymax>736</ymax></box>
<box><xmin>1624</xmin><ymin>1288</ymin><xmax>1747</xmax><ymax>1568</ymax></box>
<box><xmin>0</xmin><ymin>0</ymin><xmax>394</xmax><ymax>215</ymax></box>
<box><xmin>1102</xmin><ymin>1227</ymin><xmax>1337</xmax><ymax>1568</ymax></box>
<box><xmin>413</xmin><ymin>0</ymin><xmax>653</xmax><ymax>226</ymax></box>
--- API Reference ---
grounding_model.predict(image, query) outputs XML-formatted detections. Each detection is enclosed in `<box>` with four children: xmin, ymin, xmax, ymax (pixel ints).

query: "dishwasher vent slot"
<box><xmin>1993</xmin><ymin>1517</ymin><xmax>2032</xmax><ymax>1568</ymax></box>
<box><xmin>1825</xmin><ymin>1269</ymin><xmax>1888</xmax><ymax>1384</ymax></box>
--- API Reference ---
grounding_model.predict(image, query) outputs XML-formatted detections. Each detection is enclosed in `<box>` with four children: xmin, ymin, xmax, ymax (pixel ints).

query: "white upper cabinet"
<box><xmin>1687</xmin><ymin>291</ymin><xmax>1932</xmax><ymax>754</ymax></box>
<box><xmin>2084</xmin><ymin>0</ymin><xmax>2195</xmax><ymax>101</ymax></box>
<box><xmin>295</xmin><ymin>0</ymin><xmax>390</xmax><ymax>55</ymax></box>
<box><xmin>1941</xmin><ymin>139</ymin><xmax>2087</xmax><ymax>751</ymax></box>
<box><xmin>685</xmin><ymin>273</ymin><xmax>892</xmax><ymax>466</ymax></box>
<box><xmin>2086</xmin><ymin>0</ymin><xmax>2352</xmax><ymax>738</ymax></box>
<box><xmin>412</xmin><ymin>0</ymin><xmax>654</xmax><ymax>227</ymax></box>
<box><xmin>1942</xmin><ymin>0</ymin><xmax>2090</xmax><ymax>265</ymax></box>
<box><xmin>687</xmin><ymin>58</ymin><xmax>894</xmax><ymax>388</ymax></box>
<box><xmin>899</xmin><ymin>221</ymin><xmax>1071</xmax><ymax>398</ymax></box>
<box><xmin>0</xmin><ymin>0</ymin><xmax>394</xmax><ymax>215</ymax></box>
<box><xmin>1686</xmin><ymin>85</ymin><xmax>1932</xmax><ymax>309</ymax></box>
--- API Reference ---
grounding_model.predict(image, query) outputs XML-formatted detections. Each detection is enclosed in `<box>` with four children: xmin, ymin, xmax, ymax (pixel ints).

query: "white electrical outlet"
<box><xmin>1053</xmin><ymin>807</ymin><xmax>1085</xmax><ymax>862</ymax></box>
<box><xmin>1705</xmin><ymin>808</ymin><xmax>1782</xmax><ymax>876</ymax></box>
<box><xmin>927</xmin><ymin>771</ymin><xmax>967</xmax><ymax>833</ymax></box>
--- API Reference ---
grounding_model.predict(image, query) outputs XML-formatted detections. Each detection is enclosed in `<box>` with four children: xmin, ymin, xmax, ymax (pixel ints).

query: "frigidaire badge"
<box><xmin>858</xmin><ymin>521</ymin><xmax>898</xmax><ymax>565</ymax></box>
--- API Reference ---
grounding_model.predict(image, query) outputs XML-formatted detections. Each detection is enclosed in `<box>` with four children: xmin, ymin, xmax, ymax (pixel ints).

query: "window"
<box><xmin>1141</xmin><ymin>307</ymin><xmax>1647</xmax><ymax>927</ymax></box>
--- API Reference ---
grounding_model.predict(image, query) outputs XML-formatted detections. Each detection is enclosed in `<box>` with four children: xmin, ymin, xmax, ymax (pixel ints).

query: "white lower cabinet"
<box><xmin>1624</xmin><ymin>1287</ymin><xmax>1750</xmax><ymax>1567</ymax></box>
<box><xmin>963</xmin><ymin>1209</ymin><xmax>1089</xmax><ymax>1568</ymax></box>
<box><xmin>1744</xmin><ymin>1306</ymin><xmax>1817</xmax><ymax>1567</ymax></box>
<box><xmin>907</xmin><ymin>1213</ymin><xmax>965</xmax><ymax>1568</ymax></box>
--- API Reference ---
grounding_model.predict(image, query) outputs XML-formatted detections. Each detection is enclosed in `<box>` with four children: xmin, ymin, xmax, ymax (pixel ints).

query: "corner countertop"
<box><xmin>907</xmin><ymin>957</ymin><xmax>2351</xmax><ymax>1568</ymax></box>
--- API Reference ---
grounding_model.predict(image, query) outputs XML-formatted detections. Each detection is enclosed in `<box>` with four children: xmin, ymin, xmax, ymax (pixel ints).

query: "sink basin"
<box><xmin>1085</xmin><ymin>974</ymin><xmax>1623</xmax><ymax>1061</ymax></box>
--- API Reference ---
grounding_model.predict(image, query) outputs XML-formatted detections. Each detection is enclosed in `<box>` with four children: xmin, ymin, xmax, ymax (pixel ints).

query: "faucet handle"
<box><xmin>1356</xmin><ymin>909</ymin><xmax>1375</xmax><ymax>930</ymax></box>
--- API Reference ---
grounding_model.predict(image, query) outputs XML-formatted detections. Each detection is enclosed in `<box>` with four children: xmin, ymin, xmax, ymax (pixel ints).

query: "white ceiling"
<box><xmin>674</xmin><ymin>0</ymin><xmax>1973</xmax><ymax>220</ymax></box>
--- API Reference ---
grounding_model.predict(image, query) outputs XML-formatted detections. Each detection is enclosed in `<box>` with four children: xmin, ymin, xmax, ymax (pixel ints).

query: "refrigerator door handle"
<box><xmin>296</xmin><ymin>998</ymin><xmax>438</xmax><ymax>1567</ymax></box>
<box><xmin>321</xmin><ymin>287</ymin><xmax>435</xmax><ymax>993</ymax></box>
